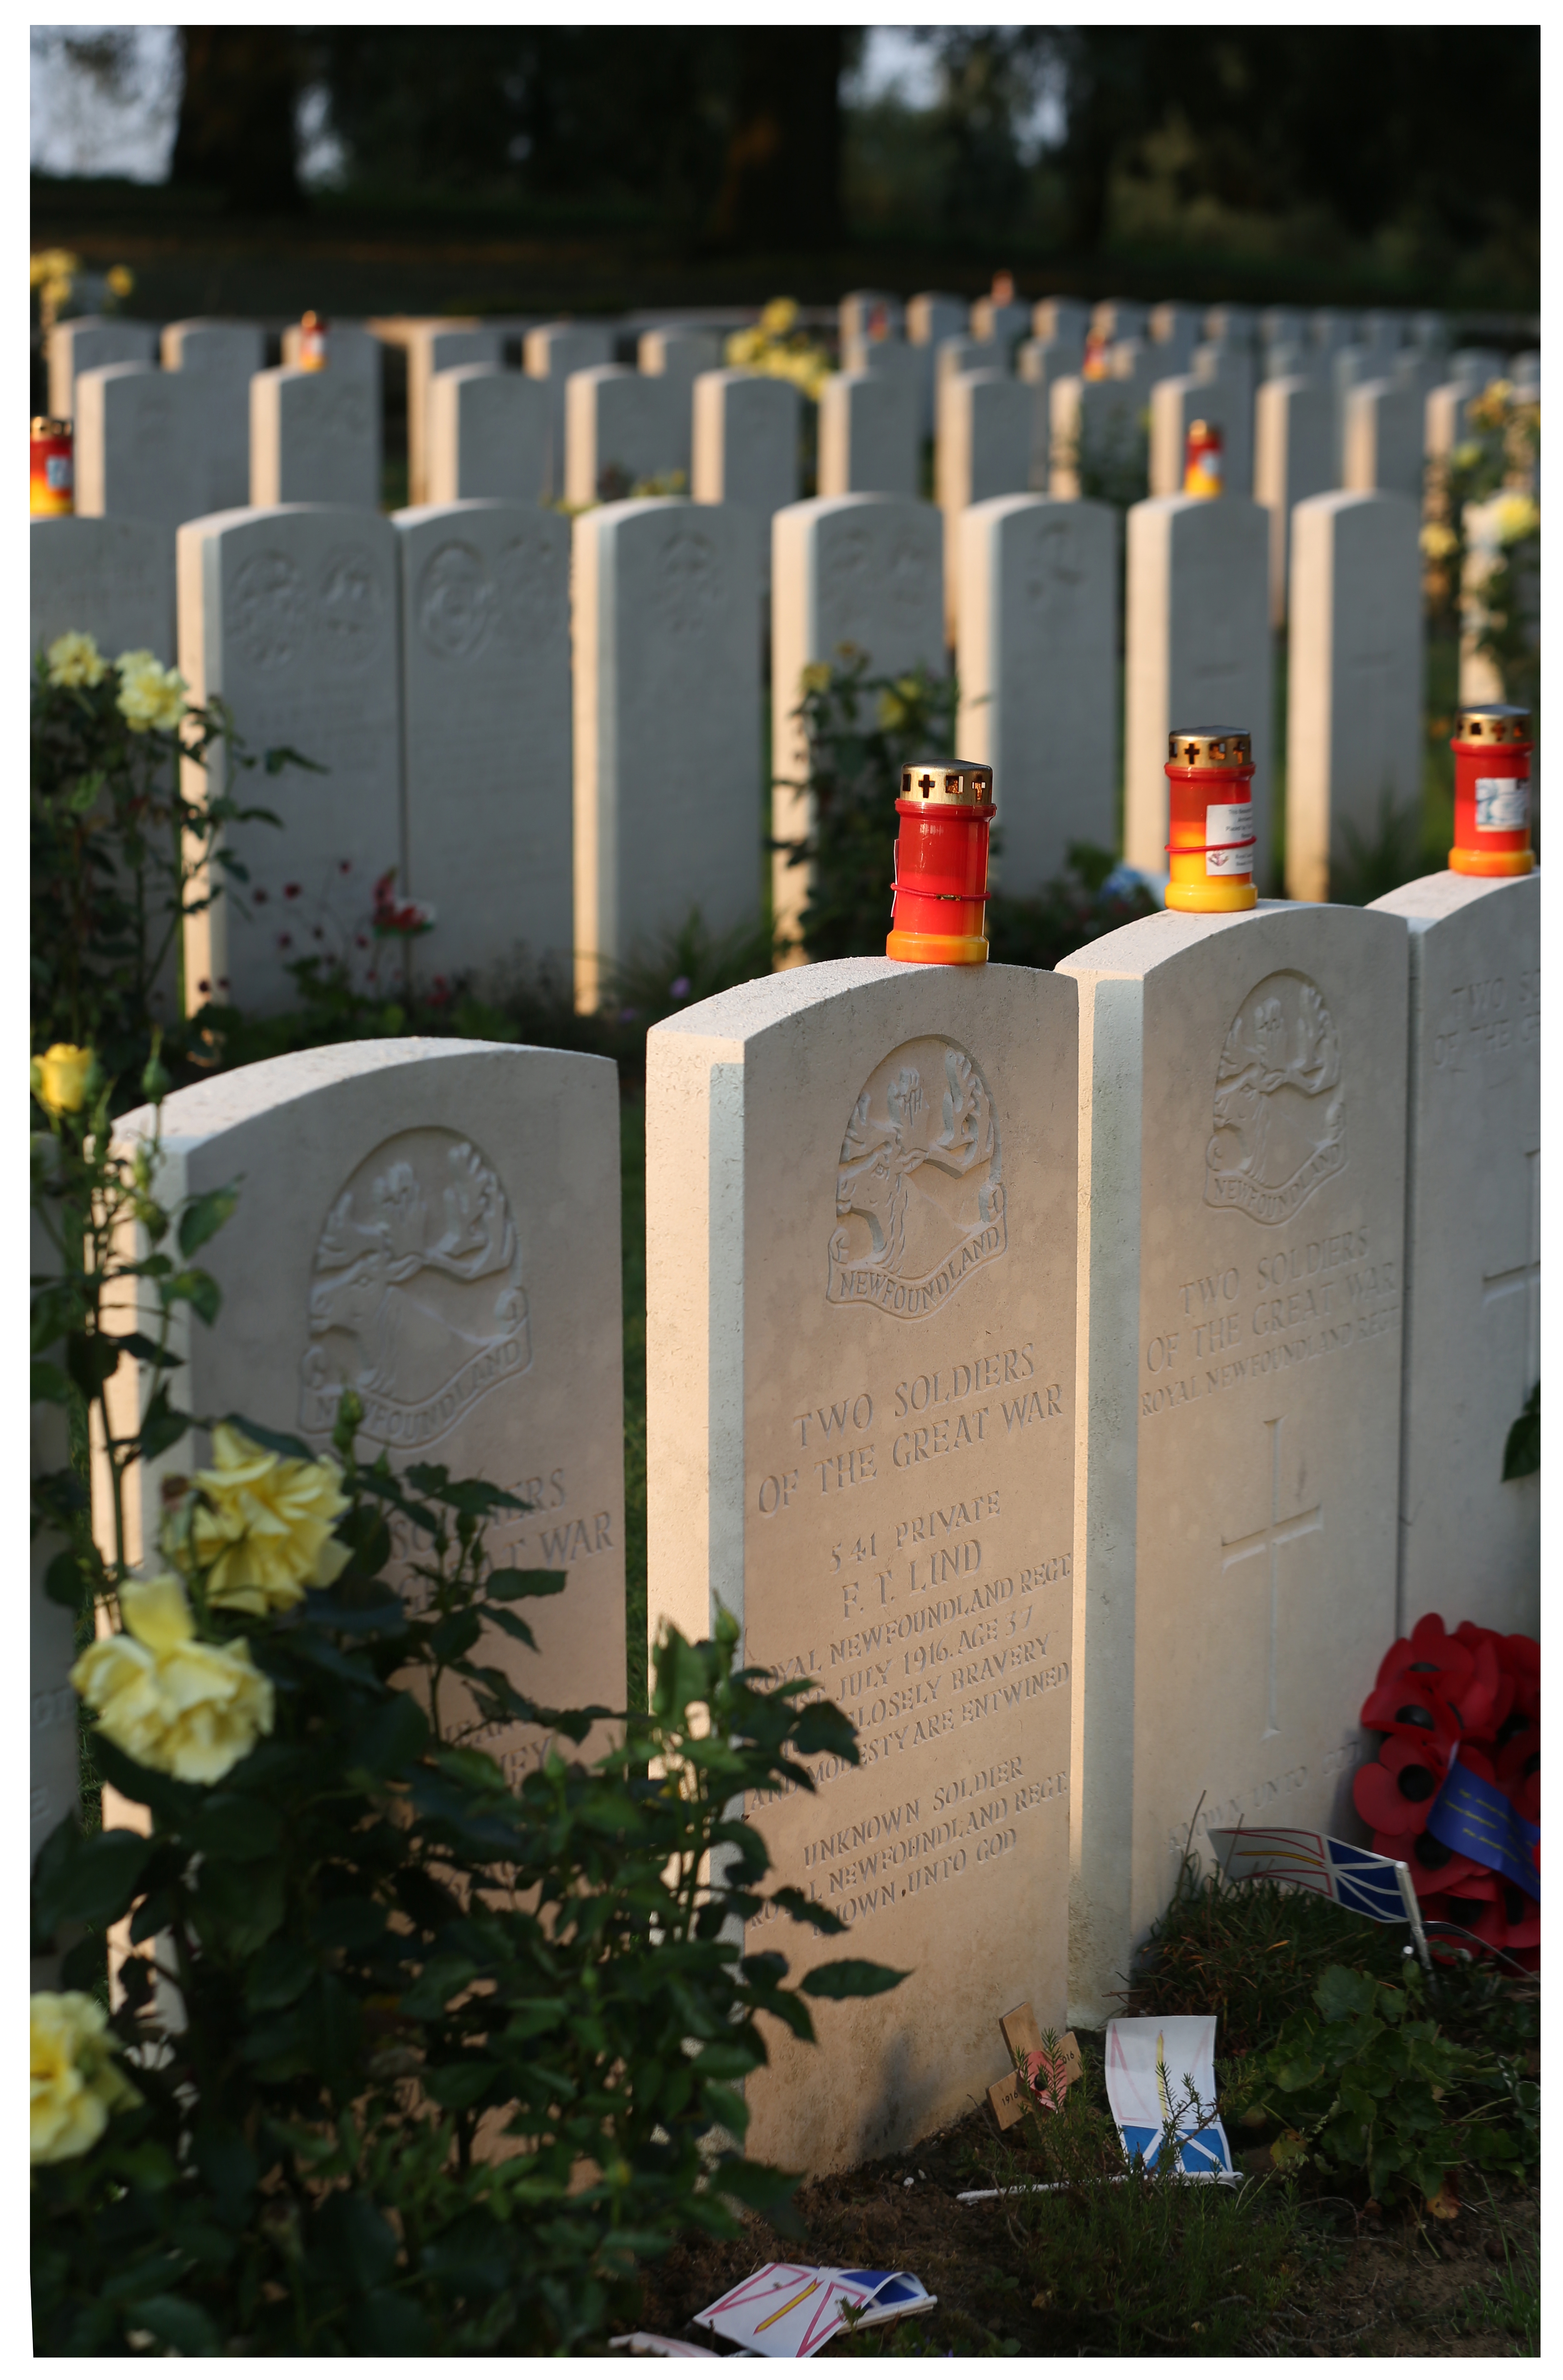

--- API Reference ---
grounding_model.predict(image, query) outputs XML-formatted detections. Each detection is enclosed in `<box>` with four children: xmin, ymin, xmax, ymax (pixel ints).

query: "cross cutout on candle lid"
<box><xmin>918</xmin><ymin>773</ymin><xmax>935</xmax><ymax>794</ymax></box>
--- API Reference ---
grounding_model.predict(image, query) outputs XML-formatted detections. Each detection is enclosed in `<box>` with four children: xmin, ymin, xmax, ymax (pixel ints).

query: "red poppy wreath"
<box><xmin>1354</xmin><ymin>1614</ymin><xmax>1540</xmax><ymax>1964</ymax></box>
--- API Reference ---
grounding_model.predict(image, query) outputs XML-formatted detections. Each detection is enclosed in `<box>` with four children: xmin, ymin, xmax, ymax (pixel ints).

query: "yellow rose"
<box><xmin>30</xmin><ymin>248</ymin><xmax>80</xmax><ymax>290</ymax></box>
<box><xmin>31</xmin><ymin>1043</ymin><xmax>97</xmax><ymax>1115</ymax></box>
<box><xmin>45</xmin><ymin>630</ymin><xmax>108</xmax><ymax>689</ymax></box>
<box><xmin>1494</xmin><ymin>495</ymin><xmax>1540</xmax><ymax>546</ymax></box>
<box><xmin>71</xmin><ymin>1573</ymin><xmax>275</xmax><ymax>1785</ymax></box>
<box><xmin>1450</xmin><ymin>440</ymin><xmax>1483</xmax><ymax>472</ymax></box>
<box><xmin>759</xmin><ymin>296</ymin><xmax>799</xmax><ymax>338</ymax></box>
<box><xmin>114</xmin><ymin>649</ymin><xmax>187</xmax><ymax>734</ymax></box>
<box><xmin>188</xmin><ymin>1423</ymin><xmax>351</xmax><ymax>1615</ymax></box>
<box><xmin>106</xmin><ymin>265</ymin><xmax>135</xmax><ymax>298</ymax></box>
<box><xmin>1420</xmin><ymin>522</ymin><xmax>1459</xmax><ymax>560</ymax></box>
<box><xmin>31</xmin><ymin>1991</ymin><xmax>141</xmax><ymax>2165</ymax></box>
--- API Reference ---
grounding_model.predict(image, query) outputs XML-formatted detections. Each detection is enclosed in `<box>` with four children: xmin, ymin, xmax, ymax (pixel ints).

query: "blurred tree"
<box><xmin>171</xmin><ymin>27</ymin><xmax>303</xmax><ymax>212</ymax></box>
<box><xmin>710</xmin><ymin>28</ymin><xmax>846</xmax><ymax>249</ymax></box>
<box><xmin>1047</xmin><ymin>26</ymin><xmax>1538</xmax><ymax>264</ymax></box>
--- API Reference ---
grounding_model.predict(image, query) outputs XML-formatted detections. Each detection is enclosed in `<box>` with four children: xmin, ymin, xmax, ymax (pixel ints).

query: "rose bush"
<box><xmin>31</xmin><ymin>1992</ymin><xmax>141</xmax><ymax>2166</ymax></box>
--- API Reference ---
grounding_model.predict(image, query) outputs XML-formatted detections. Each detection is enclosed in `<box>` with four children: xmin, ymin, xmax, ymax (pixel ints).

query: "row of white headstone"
<box><xmin>30</xmin><ymin>465</ymin><xmax>1432</xmax><ymax>1014</ymax></box>
<box><xmin>32</xmin><ymin>869</ymin><xmax>1538</xmax><ymax>2174</ymax></box>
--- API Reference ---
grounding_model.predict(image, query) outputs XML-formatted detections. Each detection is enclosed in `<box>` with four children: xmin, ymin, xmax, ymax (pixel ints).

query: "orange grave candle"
<box><xmin>298</xmin><ymin>311</ymin><xmax>329</xmax><ymax>370</ymax></box>
<box><xmin>886</xmin><ymin>758</ymin><xmax>995</xmax><ymax>966</ymax></box>
<box><xmin>1164</xmin><ymin>725</ymin><xmax>1257</xmax><ymax>914</ymax></box>
<box><xmin>30</xmin><ymin>416</ymin><xmax>73</xmax><ymax>516</ymax></box>
<box><xmin>1449</xmin><ymin>703</ymin><xmax>1534</xmax><ymax>877</ymax></box>
<box><xmin>1184</xmin><ymin>417</ymin><xmax>1223</xmax><ymax>497</ymax></box>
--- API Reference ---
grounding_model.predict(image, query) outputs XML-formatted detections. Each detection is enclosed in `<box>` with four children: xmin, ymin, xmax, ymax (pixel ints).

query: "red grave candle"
<box><xmin>886</xmin><ymin>759</ymin><xmax>995</xmax><ymax>966</ymax></box>
<box><xmin>1448</xmin><ymin>704</ymin><xmax>1534</xmax><ymax>877</ymax></box>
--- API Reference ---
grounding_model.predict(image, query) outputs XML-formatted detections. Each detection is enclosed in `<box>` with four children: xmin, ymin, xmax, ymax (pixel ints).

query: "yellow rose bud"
<box><xmin>760</xmin><ymin>296</ymin><xmax>799</xmax><ymax>338</ymax></box>
<box><xmin>31</xmin><ymin>1991</ymin><xmax>141</xmax><ymax>2165</ymax></box>
<box><xmin>1494</xmin><ymin>495</ymin><xmax>1540</xmax><ymax>546</ymax></box>
<box><xmin>114</xmin><ymin>649</ymin><xmax>187</xmax><ymax>734</ymax></box>
<box><xmin>31</xmin><ymin>1043</ymin><xmax>96</xmax><ymax>1115</ymax></box>
<box><xmin>188</xmin><ymin>1422</ymin><xmax>352</xmax><ymax>1616</ymax></box>
<box><xmin>106</xmin><ymin>265</ymin><xmax>135</xmax><ymax>298</ymax></box>
<box><xmin>71</xmin><ymin>1573</ymin><xmax>275</xmax><ymax>1785</ymax></box>
<box><xmin>46</xmin><ymin>629</ymin><xmax>109</xmax><ymax>689</ymax></box>
<box><xmin>1420</xmin><ymin>522</ymin><xmax>1459</xmax><ymax>560</ymax></box>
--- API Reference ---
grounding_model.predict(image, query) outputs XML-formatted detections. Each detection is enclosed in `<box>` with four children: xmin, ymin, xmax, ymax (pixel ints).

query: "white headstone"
<box><xmin>908</xmin><ymin>293</ymin><xmax>966</xmax><ymax>350</ymax></box>
<box><xmin>74</xmin><ymin>363</ymin><xmax>213</xmax><ymax>528</ymax></box>
<box><xmin>937</xmin><ymin>371</ymin><xmax>1030</xmax><ymax>641</ymax></box>
<box><xmin>1359</xmin><ymin>311</ymin><xmax>1405</xmax><ymax>372</ymax></box>
<box><xmin>1148</xmin><ymin>301</ymin><xmax>1201</xmax><ymax>373</ymax></box>
<box><xmin>1254</xmin><ymin>374</ymin><xmax>1332</xmax><ymax>626</ymax></box>
<box><xmin>1122</xmin><ymin>494</ymin><xmax>1274</xmax><ymax>887</ymax></box>
<box><xmin>30</xmin><ymin>514</ymin><xmax>174</xmax><ymax>663</ymax></box>
<box><xmin>1192</xmin><ymin>341</ymin><xmax>1255</xmax><ymax>497</ymax></box>
<box><xmin>1343</xmin><ymin>377</ymin><xmax>1422</xmax><ymax>502</ymax></box>
<box><xmin>107</xmin><ymin>1040</ymin><xmax>627</xmax><ymax>1778</ymax></box>
<box><xmin>970</xmin><ymin>295</ymin><xmax>1031</xmax><ymax>353</ymax></box>
<box><xmin>250</xmin><ymin>367</ymin><xmax>380</xmax><ymax>509</ymax></box>
<box><xmin>524</xmin><ymin>322</ymin><xmax>617</xmax><ymax>498</ymax></box>
<box><xmin>647</xmin><ymin>956</ymin><xmax>1078</xmax><ymax>2172</ymax></box>
<box><xmin>956</xmin><ymin>494</ymin><xmax>1118</xmax><ymax>888</ymax></box>
<box><xmin>840</xmin><ymin>290</ymin><xmax>905</xmax><ymax>345</ymax></box>
<box><xmin>427</xmin><ymin>364</ymin><xmax>549</xmax><ymax>505</ymax></box>
<box><xmin>393</xmin><ymin>500</ymin><xmax>572</xmax><ymax>985</ymax></box>
<box><xmin>565</xmin><ymin>365</ymin><xmax>680</xmax><ymax>506</ymax></box>
<box><xmin>1032</xmin><ymin>297</ymin><xmax>1089</xmax><ymax>347</ymax></box>
<box><xmin>404</xmin><ymin>324</ymin><xmax>504</xmax><ymax>506</ymax></box>
<box><xmin>639</xmin><ymin>326</ymin><xmax>722</xmax><ymax>475</ymax></box>
<box><xmin>935</xmin><ymin>337</ymin><xmax>1002</xmax><ymax>442</ymax></box>
<box><xmin>842</xmin><ymin>333</ymin><xmax>928</xmax><ymax>440</ymax></box>
<box><xmin>1449</xmin><ymin>348</ymin><xmax>1506</xmax><ymax>394</ymax></box>
<box><xmin>48</xmin><ymin>315</ymin><xmax>159</xmax><ymax>419</ymax></box>
<box><xmin>572</xmin><ymin>499</ymin><xmax>760</xmax><ymax>1011</ymax></box>
<box><xmin>770</xmin><ymin>497</ymin><xmax>945</xmax><ymax>954</ymax></box>
<box><xmin>1204</xmin><ymin>304</ymin><xmax>1256</xmax><ymax>348</ymax></box>
<box><xmin>1368</xmin><ymin>871</ymin><xmax>1539</xmax><ymax>1637</ymax></box>
<box><xmin>1017</xmin><ymin>335</ymin><xmax>1083</xmax><ymax>489</ymax></box>
<box><xmin>1310</xmin><ymin>310</ymin><xmax>1357</xmax><ymax>359</ymax></box>
<box><xmin>1149</xmin><ymin>373</ymin><xmax>1208</xmax><ymax>498</ymax></box>
<box><xmin>1329</xmin><ymin>345</ymin><xmax>1368</xmax><ymax>478</ymax></box>
<box><xmin>1060</xmin><ymin>902</ymin><xmax>1409</xmax><ymax>2021</ymax></box>
<box><xmin>1093</xmin><ymin>298</ymin><xmax>1149</xmax><ymax>343</ymax></box>
<box><xmin>1260</xmin><ymin>307</ymin><xmax>1307</xmax><ymax>354</ymax></box>
<box><xmin>176</xmin><ymin>503</ymin><xmax>400</xmax><ymax>1012</ymax></box>
<box><xmin>1048</xmin><ymin>375</ymin><xmax>1143</xmax><ymax>499</ymax></box>
<box><xmin>818</xmin><ymin>371</ymin><xmax>918</xmax><ymax>499</ymax></box>
<box><xmin>162</xmin><ymin>319</ymin><xmax>265</xmax><ymax>510</ymax></box>
<box><xmin>1285</xmin><ymin>492</ymin><xmax>1423</xmax><ymax>904</ymax></box>
<box><xmin>281</xmin><ymin>319</ymin><xmax>383</xmax><ymax>383</ymax></box>
<box><xmin>690</xmin><ymin>368</ymin><xmax>801</xmax><ymax>584</ymax></box>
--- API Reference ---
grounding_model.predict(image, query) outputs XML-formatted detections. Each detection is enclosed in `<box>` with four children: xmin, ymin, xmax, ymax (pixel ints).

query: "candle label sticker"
<box><xmin>1205</xmin><ymin>801</ymin><xmax>1255</xmax><ymax>876</ymax></box>
<box><xmin>1474</xmin><ymin>776</ymin><xmax>1529</xmax><ymax>832</ymax></box>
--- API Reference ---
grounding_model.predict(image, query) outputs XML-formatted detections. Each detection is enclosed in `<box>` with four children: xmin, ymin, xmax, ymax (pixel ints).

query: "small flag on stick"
<box><xmin>1207</xmin><ymin>1825</ymin><xmax>1432</xmax><ymax>1970</ymax></box>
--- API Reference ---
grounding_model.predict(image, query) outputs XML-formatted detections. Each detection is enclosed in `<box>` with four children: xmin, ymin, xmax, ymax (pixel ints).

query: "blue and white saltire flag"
<box><xmin>1206</xmin><ymin>1825</ymin><xmax>1431</xmax><ymax>1968</ymax></box>
<box><xmin>1104</xmin><ymin>2016</ymin><xmax>1236</xmax><ymax>2184</ymax></box>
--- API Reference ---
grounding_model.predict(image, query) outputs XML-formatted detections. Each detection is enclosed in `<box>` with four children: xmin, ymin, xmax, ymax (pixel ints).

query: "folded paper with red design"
<box><xmin>693</xmin><ymin>2262</ymin><xmax>937</xmax><ymax>2355</ymax></box>
<box><xmin>987</xmin><ymin>2001</ymin><xmax>1083</xmax><ymax>2129</ymax></box>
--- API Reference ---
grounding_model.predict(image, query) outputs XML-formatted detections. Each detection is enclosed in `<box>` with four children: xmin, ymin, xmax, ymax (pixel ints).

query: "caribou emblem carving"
<box><xmin>299</xmin><ymin>1129</ymin><xmax>530</xmax><ymax>1448</ymax></box>
<box><xmin>827</xmin><ymin>1038</ymin><xmax>1006</xmax><ymax>1318</ymax></box>
<box><xmin>1204</xmin><ymin>970</ymin><xmax>1346</xmax><ymax>1225</ymax></box>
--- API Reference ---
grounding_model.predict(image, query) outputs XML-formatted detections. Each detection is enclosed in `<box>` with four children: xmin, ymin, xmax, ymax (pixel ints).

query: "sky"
<box><xmin>30</xmin><ymin>25</ymin><xmax>1059</xmax><ymax>185</ymax></box>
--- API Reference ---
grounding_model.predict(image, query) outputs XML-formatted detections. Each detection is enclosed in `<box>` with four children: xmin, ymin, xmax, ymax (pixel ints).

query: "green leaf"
<box><xmin>480</xmin><ymin>1605</ymin><xmax>538</xmax><ymax>1650</ymax></box>
<box><xmin>178</xmin><ymin>1183</ymin><xmax>239</xmax><ymax>1257</ymax></box>
<box><xmin>30</xmin><ymin>1357</ymin><xmax>69</xmax><ymax>1404</ymax></box>
<box><xmin>32</xmin><ymin>1822</ymin><xmax>152</xmax><ymax>1933</ymax></box>
<box><xmin>1314</xmin><ymin>1965</ymin><xmax>1381</xmax><ymax>2024</ymax></box>
<box><xmin>125</xmin><ymin>2296</ymin><xmax>222</xmax><ymax>2358</ymax></box>
<box><xmin>801</xmin><ymin>1958</ymin><xmax>910</xmax><ymax>2000</ymax></box>
<box><xmin>485</xmin><ymin>1566</ymin><xmax>568</xmax><ymax>1602</ymax></box>
<box><xmin>246</xmin><ymin>1938</ymin><xmax>317</xmax><ymax>2013</ymax></box>
<box><xmin>166</xmin><ymin>1269</ymin><xmax>221</xmax><ymax>1327</ymax></box>
<box><xmin>221</xmin><ymin>1411</ymin><xmax>313</xmax><ymax>1463</ymax></box>
<box><xmin>346</xmin><ymin>1690</ymin><xmax>429</xmax><ymax>1778</ymax></box>
<box><xmin>186</xmin><ymin>1794</ymin><xmax>283</xmax><ymax>1861</ymax></box>
<box><xmin>425</xmin><ymin>2060</ymin><xmax>501</xmax><ymax>2111</ymax></box>
<box><xmin>137</xmin><ymin>1384</ymin><xmax>193</xmax><ymax>1463</ymax></box>
<box><xmin>1503</xmin><ymin>1381</ymin><xmax>1539</xmax><ymax>1480</ymax></box>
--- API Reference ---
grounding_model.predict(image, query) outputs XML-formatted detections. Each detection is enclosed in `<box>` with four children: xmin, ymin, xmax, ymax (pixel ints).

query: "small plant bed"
<box><xmin>635</xmin><ymin>1878</ymin><xmax>1539</xmax><ymax>2358</ymax></box>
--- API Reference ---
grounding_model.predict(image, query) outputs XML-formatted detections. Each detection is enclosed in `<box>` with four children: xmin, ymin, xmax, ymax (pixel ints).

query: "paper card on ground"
<box><xmin>608</xmin><ymin>2335</ymin><xmax>719</xmax><ymax>2357</ymax></box>
<box><xmin>695</xmin><ymin>2263</ymin><xmax>937</xmax><ymax>2356</ymax></box>
<box><xmin>988</xmin><ymin>2005</ymin><xmax>1084</xmax><ymax>2128</ymax></box>
<box><xmin>1104</xmin><ymin>2016</ymin><xmax>1234</xmax><ymax>2181</ymax></box>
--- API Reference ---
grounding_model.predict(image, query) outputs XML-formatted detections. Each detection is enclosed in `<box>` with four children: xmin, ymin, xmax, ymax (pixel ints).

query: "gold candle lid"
<box><xmin>899</xmin><ymin>759</ymin><xmax>995</xmax><ymax>807</ymax></box>
<box><xmin>1454</xmin><ymin>704</ymin><xmax>1531</xmax><ymax>743</ymax></box>
<box><xmin>31</xmin><ymin>417</ymin><xmax>72</xmax><ymax>437</ymax></box>
<box><xmin>1167</xmin><ymin>726</ymin><xmax>1251</xmax><ymax>766</ymax></box>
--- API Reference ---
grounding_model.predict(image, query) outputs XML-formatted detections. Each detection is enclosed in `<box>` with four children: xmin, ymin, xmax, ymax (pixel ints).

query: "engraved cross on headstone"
<box><xmin>1220</xmin><ymin>1414</ymin><xmax>1322</xmax><ymax>1741</ymax></box>
<box><xmin>1481</xmin><ymin>1147</ymin><xmax>1541</xmax><ymax>1400</ymax></box>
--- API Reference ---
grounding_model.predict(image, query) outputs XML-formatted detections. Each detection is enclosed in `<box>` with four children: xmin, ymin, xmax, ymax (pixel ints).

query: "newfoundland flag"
<box><xmin>1424</xmin><ymin>1751</ymin><xmax>1541</xmax><ymax>1902</ymax></box>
